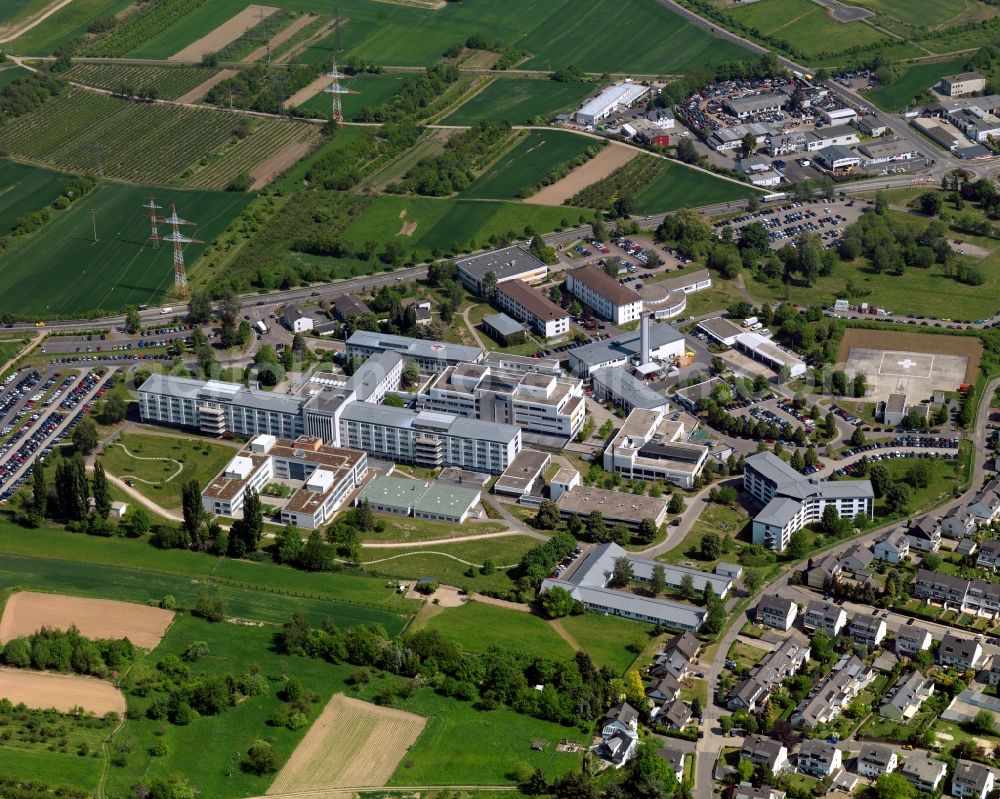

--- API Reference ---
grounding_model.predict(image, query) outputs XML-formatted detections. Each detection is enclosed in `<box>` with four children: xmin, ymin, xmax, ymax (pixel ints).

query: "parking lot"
<box><xmin>719</xmin><ymin>197</ymin><xmax>865</xmax><ymax>249</ymax></box>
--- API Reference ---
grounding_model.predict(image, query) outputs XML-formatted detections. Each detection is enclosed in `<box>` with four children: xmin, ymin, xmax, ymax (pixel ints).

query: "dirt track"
<box><xmin>246</xmin><ymin>13</ymin><xmax>318</xmax><ymax>62</ymax></box>
<box><xmin>0</xmin><ymin>667</ymin><xmax>126</xmax><ymax>715</ymax></box>
<box><xmin>170</xmin><ymin>5</ymin><xmax>279</xmax><ymax>62</ymax></box>
<box><xmin>837</xmin><ymin>327</ymin><xmax>982</xmax><ymax>384</ymax></box>
<box><xmin>0</xmin><ymin>591</ymin><xmax>174</xmax><ymax>650</ymax></box>
<box><xmin>268</xmin><ymin>694</ymin><xmax>425</xmax><ymax>793</ymax></box>
<box><xmin>527</xmin><ymin>142</ymin><xmax>637</xmax><ymax>206</ymax></box>
<box><xmin>250</xmin><ymin>135</ymin><xmax>317</xmax><ymax>188</ymax></box>
<box><xmin>175</xmin><ymin>68</ymin><xmax>238</xmax><ymax>104</ymax></box>
<box><xmin>285</xmin><ymin>74</ymin><xmax>333</xmax><ymax>109</ymax></box>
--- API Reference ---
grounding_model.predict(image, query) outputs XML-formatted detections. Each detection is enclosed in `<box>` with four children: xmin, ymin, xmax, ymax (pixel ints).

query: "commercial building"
<box><xmin>696</xmin><ymin>316</ymin><xmax>743</xmax><ymax>347</ymax></box>
<box><xmin>346</xmin><ymin>331</ymin><xmax>484</xmax><ymax>372</ymax></box>
<box><xmin>815</xmin><ymin>145</ymin><xmax>861</xmax><ymax>172</ymax></box>
<box><xmin>568</xmin><ymin>321</ymin><xmax>686</xmax><ymax>377</ymax></box>
<box><xmin>591</xmin><ymin>368</ymin><xmax>670</xmax><ymax>414</ymax></box>
<box><xmin>708</xmin><ymin>122</ymin><xmax>774</xmax><ymax>152</ymax></box>
<box><xmin>725</xmin><ymin>92</ymin><xmax>786</xmax><ymax>119</ymax></box>
<box><xmin>495</xmin><ymin>279</ymin><xmax>570</xmax><ymax>339</ymax></box>
<box><xmin>338</xmin><ymin>403</ymin><xmax>520</xmax><ymax>474</ymax></box>
<box><xmin>804</xmin><ymin>125</ymin><xmax>860</xmax><ymax>152</ymax></box>
<box><xmin>555</xmin><ymin>486</ymin><xmax>668</xmax><ymax>531</ymax></box>
<box><xmin>355</xmin><ymin>475</ymin><xmax>481</xmax><ymax>524</ymax></box>
<box><xmin>540</xmin><ymin>543</ymin><xmax>708</xmax><ymax>631</ymax></box>
<box><xmin>819</xmin><ymin>106</ymin><xmax>857</xmax><ymax>125</ymax></box>
<box><xmin>456</xmin><ymin>245</ymin><xmax>548</xmax><ymax>295</ymax></box>
<box><xmin>565</xmin><ymin>264</ymin><xmax>643</xmax><ymax>324</ymax></box>
<box><xmin>550</xmin><ymin>466</ymin><xmax>581</xmax><ymax>501</ymax></box>
<box><xmin>602</xmin><ymin>407</ymin><xmax>709</xmax><ymax>489</ymax></box>
<box><xmin>417</xmin><ymin>362</ymin><xmax>586</xmax><ymax>441</ymax></box>
<box><xmin>673</xmin><ymin>377</ymin><xmax>726</xmax><ymax>412</ymax></box>
<box><xmin>201</xmin><ymin>435</ymin><xmax>367</xmax><ymax>529</ymax></box>
<box><xmin>940</xmin><ymin>72</ymin><xmax>987</xmax><ymax>97</ymax></box>
<box><xmin>791</xmin><ymin>654</ymin><xmax>875</xmax><ymax>728</ymax></box>
<box><xmin>575</xmin><ymin>81</ymin><xmax>650</xmax><ymax>125</ymax></box>
<box><xmin>744</xmin><ymin>452</ymin><xmax>874</xmax><ymax>552</ymax></box>
<box><xmin>858</xmin><ymin>138</ymin><xmax>919</xmax><ymax>166</ymax></box>
<box><xmin>734</xmin><ymin>332</ymin><xmax>806</xmax><ymax>377</ymax></box>
<box><xmin>482</xmin><ymin>313</ymin><xmax>526</xmax><ymax>345</ymax></box>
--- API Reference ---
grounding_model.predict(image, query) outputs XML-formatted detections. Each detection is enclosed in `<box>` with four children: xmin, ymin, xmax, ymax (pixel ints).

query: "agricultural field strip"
<box><xmin>184</xmin><ymin>121</ymin><xmax>319</xmax><ymax>189</ymax></box>
<box><xmin>62</xmin><ymin>63</ymin><xmax>219</xmax><ymax>100</ymax></box>
<box><xmin>0</xmin><ymin>667</ymin><xmax>126</xmax><ymax>715</ymax></box>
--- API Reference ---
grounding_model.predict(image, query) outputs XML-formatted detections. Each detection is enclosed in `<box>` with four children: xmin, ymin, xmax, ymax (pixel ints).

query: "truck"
<box><xmin>742</xmin><ymin>316</ymin><xmax>759</xmax><ymax>328</ymax></box>
<box><xmin>255</xmin><ymin>320</ymin><xmax>268</xmax><ymax>335</ymax></box>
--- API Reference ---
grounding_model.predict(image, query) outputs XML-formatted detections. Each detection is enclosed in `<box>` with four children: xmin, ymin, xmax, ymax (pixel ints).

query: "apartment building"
<box><xmin>740</xmin><ymin>735</ymin><xmax>789</xmax><ymax>774</ymax></box>
<box><xmin>857</xmin><ymin>744</ymin><xmax>897</xmax><ymax>778</ymax></box>
<box><xmin>848</xmin><ymin>612</ymin><xmax>887</xmax><ymax>647</ymax></box>
<box><xmin>797</xmin><ymin>739</ymin><xmax>842</xmax><ymax>778</ymax></box>
<box><xmin>895</xmin><ymin>627</ymin><xmax>932</xmax><ymax>656</ymax></box>
<box><xmin>791</xmin><ymin>654</ymin><xmax>875</xmax><ymax>728</ymax></box>
<box><xmin>873</xmin><ymin>530</ymin><xmax>909</xmax><ymax>564</ymax></box>
<box><xmin>953</xmin><ymin>761</ymin><xmax>996</xmax><ymax>799</ymax></box>
<box><xmin>803</xmin><ymin>600</ymin><xmax>847</xmax><ymax>637</ymax></box>
<box><xmin>879</xmin><ymin>671</ymin><xmax>934</xmax><ymax>721</ymax></box>
<box><xmin>756</xmin><ymin>595</ymin><xmax>797</xmax><ymax>631</ymax></box>
<box><xmin>456</xmin><ymin>245</ymin><xmax>548</xmax><ymax>295</ymax></box>
<box><xmin>900</xmin><ymin>756</ymin><xmax>947</xmax><ymax>793</ymax></box>
<box><xmin>201</xmin><ymin>434</ymin><xmax>367</xmax><ymax>529</ymax></box>
<box><xmin>602</xmin><ymin>407</ymin><xmax>709</xmax><ymax>489</ymax></box>
<box><xmin>494</xmin><ymin>278</ymin><xmax>570</xmax><ymax>339</ymax></box>
<box><xmin>938</xmin><ymin>631</ymin><xmax>984</xmax><ymax>669</ymax></box>
<box><xmin>417</xmin><ymin>362</ymin><xmax>586</xmax><ymax>441</ymax></box>
<box><xmin>744</xmin><ymin>452</ymin><xmax>873</xmax><ymax>552</ymax></box>
<box><xmin>565</xmin><ymin>263</ymin><xmax>643</xmax><ymax>324</ymax></box>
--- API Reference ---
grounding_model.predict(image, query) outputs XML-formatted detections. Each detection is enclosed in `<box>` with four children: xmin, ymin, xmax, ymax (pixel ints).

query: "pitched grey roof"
<box><xmin>606</xmin><ymin>702</ymin><xmax>638</xmax><ymax>725</ymax></box>
<box><xmin>798</xmin><ymin>738</ymin><xmax>838</xmax><ymax>763</ymax></box>
<box><xmin>591</xmin><ymin>367</ymin><xmax>668</xmax><ymax>410</ymax></box>
<box><xmin>482</xmin><ymin>313</ymin><xmax>526</xmax><ymax>337</ymax></box>
<box><xmin>347</xmin><ymin>330</ymin><xmax>483</xmax><ymax>364</ymax></box>
<box><xmin>665</xmin><ymin>632</ymin><xmax>701</xmax><ymax>661</ymax></box>
<box><xmin>758</xmin><ymin>595</ymin><xmax>795</xmax><ymax>617</ymax></box>
<box><xmin>570</xmin><ymin>323</ymin><xmax>684</xmax><ymax>369</ymax></box>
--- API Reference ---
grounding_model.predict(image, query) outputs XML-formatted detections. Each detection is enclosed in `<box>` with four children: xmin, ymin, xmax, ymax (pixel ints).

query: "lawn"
<box><xmin>867</xmin><ymin>57</ymin><xmax>969</xmax><ymax>111</ymax></box>
<box><xmin>0</xmin><ymin>522</ymin><xmax>415</xmax><ymax>626</ymax></box>
<box><xmin>296</xmin><ymin>73</ymin><xmax>416</xmax><ymax>121</ymax></box>
<box><xmin>0</xmin><ymin>181</ymin><xmax>251</xmax><ymax>317</ymax></box>
<box><xmin>443</xmin><ymin>78</ymin><xmax>593</xmax><ymax>125</ymax></box>
<box><xmin>462</xmin><ymin>131</ymin><xmax>598</xmax><ymax>201</ymax></box>
<box><xmin>97</xmin><ymin>432</ymin><xmax>237</xmax><ymax>510</ymax></box>
<box><xmin>0</xmin><ymin>748</ymin><xmax>104</xmax><ymax>794</ymax></box>
<box><xmin>0</xmin><ymin>159</ymin><xmax>72</xmax><ymax>236</ymax></box>
<box><xmin>728</xmin><ymin>640</ymin><xmax>769</xmax><ymax>671</ymax></box>
<box><xmin>103</xmin><ymin>615</ymin><xmax>361</xmax><ymax>799</ymax></box>
<box><xmin>9</xmin><ymin>0</ymin><xmax>132</xmax><ymax>54</ymax></box>
<box><xmin>360</xmin><ymin>535</ymin><xmax>538</xmax><ymax>594</ymax></box>
<box><xmin>557</xmin><ymin>612</ymin><xmax>649</xmax><ymax>674</ymax></box>
<box><xmin>632</xmin><ymin>161</ymin><xmax>762</xmax><ymax>214</ymax></box>
<box><xmin>366</xmin><ymin>514</ymin><xmax>507</xmax><ymax>544</ymax></box>
<box><xmin>726</xmin><ymin>0</ymin><xmax>889</xmax><ymax>58</ymax></box>
<box><xmin>417</xmin><ymin>601</ymin><xmax>576</xmax><ymax>661</ymax></box>
<box><xmin>866</xmin><ymin>455</ymin><xmax>965</xmax><ymax>519</ymax></box>
<box><xmin>659</xmin><ymin>502</ymin><xmax>750</xmax><ymax>568</ymax></box>
<box><xmin>343</xmin><ymin>194</ymin><xmax>586</xmax><ymax>260</ymax></box>
<box><xmin>0</xmin><ymin>337</ymin><xmax>28</xmax><ymax>365</ymax></box>
<box><xmin>849</xmin><ymin>0</ymin><xmax>976</xmax><ymax>27</ymax></box>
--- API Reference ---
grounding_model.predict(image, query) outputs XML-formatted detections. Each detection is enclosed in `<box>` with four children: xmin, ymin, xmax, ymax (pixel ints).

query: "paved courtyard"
<box><xmin>844</xmin><ymin>345</ymin><xmax>969</xmax><ymax>402</ymax></box>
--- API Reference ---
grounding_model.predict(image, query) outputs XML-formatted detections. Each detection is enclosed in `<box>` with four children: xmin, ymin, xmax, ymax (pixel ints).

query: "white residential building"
<box><xmin>756</xmin><ymin>595</ymin><xmax>798</xmax><ymax>631</ymax></box>
<box><xmin>495</xmin><ymin>279</ymin><xmax>570</xmax><ymax>339</ymax></box>
<box><xmin>900</xmin><ymin>756</ymin><xmax>947</xmax><ymax>793</ymax></box>
<box><xmin>953</xmin><ymin>760</ymin><xmax>995</xmax><ymax>799</ymax></box>
<box><xmin>857</xmin><ymin>744</ymin><xmax>897</xmax><ymax>778</ymax></box>
<box><xmin>565</xmin><ymin>263</ymin><xmax>642</xmax><ymax>324</ymax></box>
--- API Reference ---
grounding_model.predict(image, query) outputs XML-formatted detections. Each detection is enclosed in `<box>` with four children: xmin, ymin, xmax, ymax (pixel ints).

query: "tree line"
<box><xmin>1</xmin><ymin>625</ymin><xmax>135</xmax><ymax>678</ymax></box>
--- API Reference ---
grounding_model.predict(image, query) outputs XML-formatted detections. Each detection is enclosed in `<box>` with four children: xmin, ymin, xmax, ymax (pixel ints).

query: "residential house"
<box><xmin>791</xmin><ymin>655</ymin><xmax>875</xmax><ymax>728</ymax></box>
<box><xmin>842</xmin><ymin>544</ymin><xmax>874</xmax><ymax>575</ymax></box>
<box><xmin>797</xmin><ymin>739</ymin><xmax>843</xmax><ymax>778</ymax></box>
<box><xmin>602</xmin><ymin>702</ymin><xmax>638</xmax><ymax>738</ymax></box>
<box><xmin>857</xmin><ymin>744</ymin><xmax>897</xmax><ymax>778</ymax></box>
<box><xmin>988</xmin><ymin>658</ymin><xmax>1000</xmax><ymax>687</ymax></box>
<box><xmin>740</xmin><ymin>735</ymin><xmax>790</xmax><ymax>774</ymax></box>
<box><xmin>953</xmin><ymin>760</ymin><xmax>996</xmax><ymax>799</ymax></box>
<box><xmin>661</xmin><ymin>699</ymin><xmax>692</xmax><ymax>730</ymax></box>
<box><xmin>913</xmin><ymin>569</ymin><xmax>969</xmax><ymax>607</ymax></box>
<box><xmin>660</xmin><ymin>747</ymin><xmax>686</xmax><ymax>783</ymax></box>
<box><xmin>895</xmin><ymin>626</ymin><xmax>932</xmax><ymax>656</ymax></box>
<box><xmin>879</xmin><ymin>671</ymin><xmax>934</xmax><ymax>721</ymax></box>
<box><xmin>645</xmin><ymin>673</ymin><xmax>681</xmax><ymax>704</ymax></box>
<box><xmin>654</xmin><ymin>632</ymin><xmax>701</xmax><ymax>679</ymax></box>
<box><xmin>281</xmin><ymin>306</ymin><xmax>314</xmax><ymax>333</ymax></box>
<box><xmin>941</xmin><ymin>508</ymin><xmax>976</xmax><ymax>539</ymax></box>
<box><xmin>848</xmin><ymin>612</ymin><xmax>887</xmax><ymax>647</ymax></box>
<box><xmin>938</xmin><ymin>631</ymin><xmax>984</xmax><ymax>669</ymax></box>
<box><xmin>598</xmin><ymin>702</ymin><xmax>639</xmax><ymax>767</ymax></box>
<box><xmin>757</xmin><ymin>595</ymin><xmax>798</xmax><ymax>631</ymax></box>
<box><xmin>906</xmin><ymin>516</ymin><xmax>941</xmax><ymax>553</ymax></box>
<box><xmin>727</xmin><ymin>637</ymin><xmax>810</xmax><ymax>712</ymax></box>
<box><xmin>734</xmin><ymin>785</ymin><xmax>786</xmax><ymax>799</ymax></box>
<box><xmin>331</xmin><ymin>294</ymin><xmax>370</xmax><ymax>322</ymax></box>
<box><xmin>874</xmin><ymin>530</ymin><xmax>909</xmax><ymax>564</ymax></box>
<box><xmin>958</xmin><ymin>539</ymin><xmax>979</xmax><ymax>558</ymax></box>
<box><xmin>977</xmin><ymin>539</ymin><xmax>1000</xmax><ymax>571</ymax></box>
<box><xmin>900</xmin><ymin>756</ymin><xmax>948</xmax><ymax>793</ymax></box>
<box><xmin>803</xmin><ymin>600</ymin><xmax>847</xmax><ymax>637</ymax></box>
<box><xmin>808</xmin><ymin>554</ymin><xmax>843</xmax><ymax>590</ymax></box>
<box><xmin>969</xmin><ymin>478</ymin><xmax>1000</xmax><ymax>525</ymax></box>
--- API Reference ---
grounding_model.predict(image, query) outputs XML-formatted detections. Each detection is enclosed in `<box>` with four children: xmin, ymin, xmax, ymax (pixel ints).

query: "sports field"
<box><xmin>0</xmin><ymin>182</ymin><xmax>251</xmax><ymax>316</ymax></box>
<box><xmin>0</xmin><ymin>159</ymin><xmax>71</xmax><ymax>235</ymax></box>
<box><xmin>343</xmin><ymin>194</ymin><xmax>586</xmax><ymax>259</ymax></box>
<box><xmin>444</xmin><ymin>78</ymin><xmax>593</xmax><ymax>125</ymax></box>
<box><xmin>462</xmin><ymin>130</ymin><xmax>597</xmax><ymax>200</ymax></box>
<box><xmin>867</xmin><ymin>57</ymin><xmax>968</xmax><ymax>111</ymax></box>
<box><xmin>727</xmin><ymin>0</ymin><xmax>889</xmax><ymax>57</ymax></box>
<box><xmin>632</xmin><ymin>161</ymin><xmax>762</xmax><ymax>214</ymax></box>
<box><xmin>297</xmin><ymin>73</ymin><xmax>415</xmax><ymax>121</ymax></box>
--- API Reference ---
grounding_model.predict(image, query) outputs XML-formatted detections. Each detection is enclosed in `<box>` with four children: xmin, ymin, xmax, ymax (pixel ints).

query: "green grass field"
<box><xmin>0</xmin><ymin>0</ymin><xmax>51</xmax><ymax>25</ymax></box>
<box><xmin>0</xmin><ymin>748</ymin><xmax>104</xmax><ymax>794</ymax></box>
<box><xmin>297</xmin><ymin>73</ymin><xmax>415</xmax><ymax>121</ymax></box>
<box><xmin>726</xmin><ymin>0</ymin><xmax>889</xmax><ymax>57</ymax></box>
<box><xmin>0</xmin><ymin>522</ymin><xmax>415</xmax><ymax>625</ymax></box>
<box><xmin>0</xmin><ymin>64</ymin><xmax>30</xmax><ymax>88</ymax></box>
<box><xmin>632</xmin><ymin>161</ymin><xmax>762</xmax><ymax>214</ymax></box>
<box><xmin>0</xmin><ymin>181</ymin><xmax>251</xmax><ymax>316</ymax></box>
<box><xmin>418</xmin><ymin>601</ymin><xmax>576</xmax><ymax>661</ymax></box>
<box><xmin>343</xmin><ymin>194</ymin><xmax>586</xmax><ymax>259</ymax></box>
<box><xmin>0</xmin><ymin>159</ymin><xmax>72</xmax><ymax>235</ymax></box>
<box><xmin>462</xmin><ymin>131</ymin><xmax>597</xmax><ymax>200</ymax></box>
<box><xmin>443</xmin><ymin>79</ymin><xmax>593</xmax><ymax>125</ymax></box>
<box><xmin>867</xmin><ymin>57</ymin><xmax>969</xmax><ymax>111</ymax></box>
<box><xmin>849</xmin><ymin>0</ymin><xmax>976</xmax><ymax>27</ymax></box>
<box><xmin>10</xmin><ymin>0</ymin><xmax>131</xmax><ymax>54</ymax></box>
<box><xmin>98</xmin><ymin>433</ymin><xmax>236</xmax><ymax>510</ymax></box>
<box><xmin>557</xmin><ymin>613</ymin><xmax>648</xmax><ymax>674</ymax></box>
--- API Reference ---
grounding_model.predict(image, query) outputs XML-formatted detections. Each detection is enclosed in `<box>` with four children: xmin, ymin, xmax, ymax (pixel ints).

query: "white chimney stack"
<box><xmin>640</xmin><ymin>312</ymin><xmax>651</xmax><ymax>366</ymax></box>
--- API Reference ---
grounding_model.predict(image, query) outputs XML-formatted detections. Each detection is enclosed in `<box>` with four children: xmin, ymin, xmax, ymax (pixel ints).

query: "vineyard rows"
<box><xmin>63</xmin><ymin>64</ymin><xmax>218</xmax><ymax>100</ymax></box>
<box><xmin>76</xmin><ymin>0</ymin><xmax>208</xmax><ymax>57</ymax></box>
<box><xmin>185</xmin><ymin>121</ymin><xmax>319</xmax><ymax>189</ymax></box>
<box><xmin>0</xmin><ymin>91</ymin><xmax>308</xmax><ymax>187</ymax></box>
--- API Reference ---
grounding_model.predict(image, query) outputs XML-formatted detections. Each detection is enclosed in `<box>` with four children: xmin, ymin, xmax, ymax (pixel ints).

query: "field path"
<box><xmin>0</xmin><ymin>0</ymin><xmax>74</xmax><ymax>42</ymax></box>
<box><xmin>245</xmin><ymin>13</ymin><xmax>318</xmax><ymax>62</ymax></box>
<box><xmin>251</xmin><ymin>136</ymin><xmax>317</xmax><ymax>188</ymax></box>
<box><xmin>527</xmin><ymin>141</ymin><xmax>638</xmax><ymax>205</ymax></box>
<box><xmin>250</xmin><ymin>787</ymin><xmax>518</xmax><ymax>799</ymax></box>
<box><xmin>362</xmin><ymin>530</ymin><xmax>547</xmax><ymax>548</ymax></box>
<box><xmin>170</xmin><ymin>5</ymin><xmax>280</xmax><ymax>62</ymax></box>
<box><xmin>362</xmin><ymin>550</ymin><xmax>519</xmax><ymax>568</ymax></box>
<box><xmin>108</xmin><ymin>441</ymin><xmax>183</xmax><ymax>484</ymax></box>
<box><xmin>0</xmin><ymin>332</ymin><xmax>41</xmax><ymax>373</ymax></box>
<box><xmin>175</xmin><ymin>68</ymin><xmax>238</xmax><ymax>104</ymax></box>
<box><xmin>103</xmin><ymin>470</ymin><xmax>183</xmax><ymax>522</ymax></box>
<box><xmin>549</xmin><ymin>619</ymin><xmax>582</xmax><ymax>652</ymax></box>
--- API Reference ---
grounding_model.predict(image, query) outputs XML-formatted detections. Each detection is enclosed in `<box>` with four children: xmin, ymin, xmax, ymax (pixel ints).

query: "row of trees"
<box><xmin>1</xmin><ymin>625</ymin><xmax>135</xmax><ymax>678</ymax></box>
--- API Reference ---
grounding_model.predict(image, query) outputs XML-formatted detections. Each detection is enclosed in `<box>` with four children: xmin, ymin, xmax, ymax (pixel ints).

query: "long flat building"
<box><xmin>456</xmin><ymin>245</ymin><xmax>547</xmax><ymax>295</ymax></box>
<box><xmin>565</xmin><ymin>264</ymin><xmax>642</xmax><ymax>324</ymax></box>
<box><xmin>591</xmin><ymin>367</ymin><xmax>670</xmax><ymax>414</ymax></box>
<box><xmin>346</xmin><ymin>331</ymin><xmax>484</xmax><ymax>371</ymax></box>
<box><xmin>555</xmin><ymin>485</ymin><xmax>668</xmax><ymax>530</ymax></box>
<box><xmin>569</xmin><ymin>322</ymin><xmax>686</xmax><ymax>377</ymax></box>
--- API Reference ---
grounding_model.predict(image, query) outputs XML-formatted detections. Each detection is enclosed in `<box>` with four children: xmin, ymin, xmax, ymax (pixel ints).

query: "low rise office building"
<box><xmin>602</xmin><ymin>407</ymin><xmax>709</xmax><ymax>489</ymax></box>
<box><xmin>568</xmin><ymin>321</ymin><xmax>686</xmax><ymax>377</ymax></box>
<box><xmin>346</xmin><ymin>331</ymin><xmax>484</xmax><ymax>372</ymax></box>
<box><xmin>354</xmin><ymin>475</ymin><xmax>481</xmax><ymax>524</ymax></box>
<box><xmin>456</xmin><ymin>245</ymin><xmax>547</xmax><ymax>295</ymax></box>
